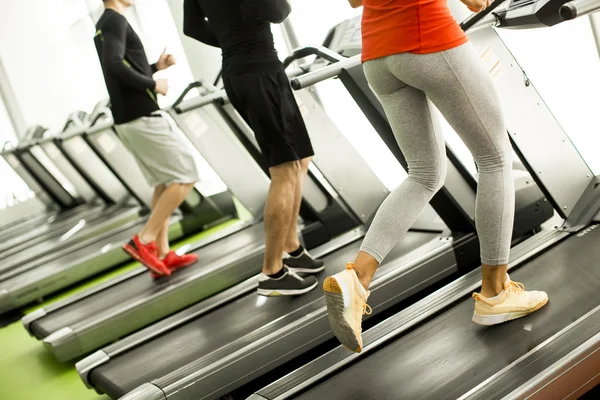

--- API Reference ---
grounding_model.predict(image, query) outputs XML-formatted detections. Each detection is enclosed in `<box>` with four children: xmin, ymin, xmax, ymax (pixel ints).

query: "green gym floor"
<box><xmin>0</xmin><ymin>219</ymin><xmax>241</xmax><ymax>400</ymax></box>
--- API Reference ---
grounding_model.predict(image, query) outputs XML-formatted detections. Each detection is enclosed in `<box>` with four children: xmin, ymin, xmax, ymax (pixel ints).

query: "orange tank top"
<box><xmin>361</xmin><ymin>0</ymin><xmax>468</xmax><ymax>62</ymax></box>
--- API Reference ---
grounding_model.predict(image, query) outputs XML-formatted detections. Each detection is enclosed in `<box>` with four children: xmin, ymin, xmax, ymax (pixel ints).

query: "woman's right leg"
<box><xmin>389</xmin><ymin>43</ymin><xmax>547</xmax><ymax>326</ymax></box>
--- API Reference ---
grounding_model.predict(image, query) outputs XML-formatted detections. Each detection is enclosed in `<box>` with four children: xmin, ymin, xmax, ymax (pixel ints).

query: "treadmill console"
<box><xmin>497</xmin><ymin>0</ymin><xmax>571</xmax><ymax>28</ymax></box>
<box><xmin>323</xmin><ymin>15</ymin><xmax>362</xmax><ymax>56</ymax></box>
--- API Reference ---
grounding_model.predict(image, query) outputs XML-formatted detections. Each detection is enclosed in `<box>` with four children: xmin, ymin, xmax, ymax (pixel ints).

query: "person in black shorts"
<box><xmin>184</xmin><ymin>0</ymin><xmax>324</xmax><ymax>296</ymax></box>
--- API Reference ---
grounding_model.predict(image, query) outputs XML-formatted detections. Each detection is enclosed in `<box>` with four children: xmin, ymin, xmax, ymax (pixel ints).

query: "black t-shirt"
<box><xmin>183</xmin><ymin>0</ymin><xmax>291</xmax><ymax>78</ymax></box>
<box><xmin>95</xmin><ymin>9</ymin><xmax>159</xmax><ymax>124</ymax></box>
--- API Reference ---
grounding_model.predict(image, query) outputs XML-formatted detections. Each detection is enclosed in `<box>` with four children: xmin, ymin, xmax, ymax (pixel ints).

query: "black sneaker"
<box><xmin>283</xmin><ymin>249</ymin><xmax>325</xmax><ymax>274</ymax></box>
<box><xmin>257</xmin><ymin>266</ymin><xmax>319</xmax><ymax>297</ymax></box>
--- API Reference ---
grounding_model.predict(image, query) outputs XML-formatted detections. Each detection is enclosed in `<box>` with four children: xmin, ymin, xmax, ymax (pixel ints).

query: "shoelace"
<box><xmin>506</xmin><ymin>280</ymin><xmax>526</xmax><ymax>295</ymax></box>
<box><xmin>363</xmin><ymin>303</ymin><xmax>372</xmax><ymax>315</ymax></box>
<box><xmin>287</xmin><ymin>267</ymin><xmax>304</xmax><ymax>281</ymax></box>
<box><xmin>472</xmin><ymin>280</ymin><xmax>526</xmax><ymax>301</ymax></box>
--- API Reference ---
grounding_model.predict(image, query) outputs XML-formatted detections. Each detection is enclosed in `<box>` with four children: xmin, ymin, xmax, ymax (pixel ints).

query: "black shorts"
<box><xmin>224</xmin><ymin>65</ymin><xmax>315</xmax><ymax>168</ymax></box>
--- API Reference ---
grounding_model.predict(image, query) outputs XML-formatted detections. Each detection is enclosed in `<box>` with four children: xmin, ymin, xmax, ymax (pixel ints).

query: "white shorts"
<box><xmin>114</xmin><ymin>111</ymin><xmax>200</xmax><ymax>187</ymax></box>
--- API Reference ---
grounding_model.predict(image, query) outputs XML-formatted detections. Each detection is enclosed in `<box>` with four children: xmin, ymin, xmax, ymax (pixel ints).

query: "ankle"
<box><xmin>138</xmin><ymin>233</ymin><xmax>155</xmax><ymax>245</ymax></box>
<box><xmin>353</xmin><ymin>267</ymin><xmax>371</xmax><ymax>292</ymax></box>
<box><xmin>286</xmin><ymin>244</ymin><xmax>303</xmax><ymax>257</ymax></box>
<box><xmin>263</xmin><ymin>264</ymin><xmax>283</xmax><ymax>276</ymax></box>
<box><xmin>481</xmin><ymin>264</ymin><xmax>507</xmax><ymax>298</ymax></box>
<box><xmin>480</xmin><ymin>285</ymin><xmax>504</xmax><ymax>298</ymax></box>
<box><xmin>283</xmin><ymin>238</ymin><xmax>300</xmax><ymax>250</ymax></box>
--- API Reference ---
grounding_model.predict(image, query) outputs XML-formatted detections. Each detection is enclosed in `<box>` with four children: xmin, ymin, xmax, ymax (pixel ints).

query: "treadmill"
<box><xmin>0</xmin><ymin>104</ymin><xmax>231</xmax><ymax>316</ymax></box>
<box><xmin>21</xmin><ymin>75</ymin><xmax>374</xmax><ymax>363</ymax></box>
<box><xmin>0</xmin><ymin>116</ymin><xmax>142</xmax><ymax>260</ymax></box>
<box><xmin>0</xmin><ymin>122</ymin><xmax>120</xmax><ymax>252</ymax></box>
<box><xmin>0</xmin><ymin>147</ymin><xmax>48</xmax><ymax>230</ymax></box>
<box><xmin>0</xmin><ymin>143</ymin><xmax>66</xmax><ymax>239</ymax></box>
<box><xmin>73</xmin><ymin>44</ymin><xmax>549</xmax><ymax>399</ymax></box>
<box><xmin>246</xmin><ymin>3</ymin><xmax>600</xmax><ymax>399</ymax></box>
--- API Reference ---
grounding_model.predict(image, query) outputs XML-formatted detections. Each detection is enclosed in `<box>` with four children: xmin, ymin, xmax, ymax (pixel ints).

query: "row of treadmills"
<box><xmin>1</xmin><ymin>0</ymin><xmax>599</xmax><ymax>398</ymax></box>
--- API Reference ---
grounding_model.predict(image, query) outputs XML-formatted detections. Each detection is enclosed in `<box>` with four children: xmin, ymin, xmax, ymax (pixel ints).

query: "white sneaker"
<box><xmin>323</xmin><ymin>263</ymin><xmax>371</xmax><ymax>352</ymax></box>
<box><xmin>472</xmin><ymin>274</ymin><xmax>548</xmax><ymax>326</ymax></box>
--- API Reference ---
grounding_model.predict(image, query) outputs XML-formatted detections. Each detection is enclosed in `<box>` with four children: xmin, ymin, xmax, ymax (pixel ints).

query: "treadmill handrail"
<box><xmin>61</xmin><ymin>111</ymin><xmax>88</xmax><ymax>133</ymax></box>
<box><xmin>560</xmin><ymin>0</ymin><xmax>600</xmax><ymax>20</ymax></box>
<box><xmin>88</xmin><ymin>109</ymin><xmax>111</xmax><ymax>128</ymax></box>
<box><xmin>291</xmin><ymin>54</ymin><xmax>361</xmax><ymax>90</ymax></box>
<box><xmin>2</xmin><ymin>141</ymin><xmax>16</xmax><ymax>151</ymax></box>
<box><xmin>282</xmin><ymin>45</ymin><xmax>344</xmax><ymax>70</ymax></box>
<box><xmin>172</xmin><ymin>81</ymin><xmax>204</xmax><ymax>109</ymax></box>
<box><xmin>173</xmin><ymin>89</ymin><xmax>226</xmax><ymax>114</ymax></box>
<box><xmin>459</xmin><ymin>0</ymin><xmax>507</xmax><ymax>32</ymax></box>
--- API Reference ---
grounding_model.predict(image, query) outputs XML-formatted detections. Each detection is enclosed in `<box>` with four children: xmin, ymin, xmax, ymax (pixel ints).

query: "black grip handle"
<box><xmin>172</xmin><ymin>81</ymin><xmax>205</xmax><ymax>108</ymax></box>
<box><xmin>61</xmin><ymin>111</ymin><xmax>88</xmax><ymax>132</ymax></box>
<box><xmin>89</xmin><ymin>110</ymin><xmax>110</xmax><ymax>127</ymax></box>
<box><xmin>460</xmin><ymin>0</ymin><xmax>506</xmax><ymax>32</ymax></box>
<box><xmin>29</xmin><ymin>125</ymin><xmax>48</xmax><ymax>140</ymax></box>
<box><xmin>282</xmin><ymin>46</ymin><xmax>343</xmax><ymax>70</ymax></box>
<box><xmin>2</xmin><ymin>141</ymin><xmax>15</xmax><ymax>151</ymax></box>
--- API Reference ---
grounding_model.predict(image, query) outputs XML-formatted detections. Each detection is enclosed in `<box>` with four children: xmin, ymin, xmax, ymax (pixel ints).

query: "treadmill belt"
<box><xmin>89</xmin><ymin>231</ymin><xmax>437</xmax><ymax>398</ymax></box>
<box><xmin>0</xmin><ymin>205</ymin><xmax>135</xmax><ymax>272</ymax></box>
<box><xmin>30</xmin><ymin>223</ymin><xmax>265</xmax><ymax>338</ymax></box>
<box><xmin>0</xmin><ymin>204</ymin><xmax>99</xmax><ymax>254</ymax></box>
<box><xmin>295</xmin><ymin>228</ymin><xmax>600</xmax><ymax>400</ymax></box>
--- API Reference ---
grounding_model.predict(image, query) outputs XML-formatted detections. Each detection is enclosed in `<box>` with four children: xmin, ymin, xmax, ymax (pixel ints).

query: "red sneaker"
<box><xmin>122</xmin><ymin>235</ymin><xmax>171</xmax><ymax>278</ymax></box>
<box><xmin>164</xmin><ymin>251</ymin><xmax>198</xmax><ymax>271</ymax></box>
<box><xmin>148</xmin><ymin>251</ymin><xmax>198</xmax><ymax>279</ymax></box>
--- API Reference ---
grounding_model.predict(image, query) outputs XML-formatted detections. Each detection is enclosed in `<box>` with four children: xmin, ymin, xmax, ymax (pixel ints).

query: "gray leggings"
<box><xmin>361</xmin><ymin>42</ymin><xmax>514</xmax><ymax>266</ymax></box>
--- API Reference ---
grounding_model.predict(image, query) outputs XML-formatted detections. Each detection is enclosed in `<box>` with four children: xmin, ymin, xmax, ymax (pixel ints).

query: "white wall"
<box><xmin>0</xmin><ymin>0</ymin><xmax>194</xmax><ymax>133</ymax></box>
<box><xmin>0</xmin><ymin>0</ymin><xmax>108</xmax><ymax>133</ymax></box>
<box><xmin>167</xmin><ymin>0</ymin><xmax>221</xmax><ymax>85</ymax></box>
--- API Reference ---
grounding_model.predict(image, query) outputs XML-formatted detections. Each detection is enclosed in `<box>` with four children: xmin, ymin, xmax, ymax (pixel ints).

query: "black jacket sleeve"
<box><xmin>101</xmin><ymin>16</ymin><xmax>156</xmax><ymax>91</ymax></box>
<box><xmin>183</xmin><ymin>0</ymin><xmax>220</xmax><ymax>48</ymax></box>
<box><xmin>247</xmin><ymin>0</ymin><xmax>291</xmax><ymax>24</ymax></box>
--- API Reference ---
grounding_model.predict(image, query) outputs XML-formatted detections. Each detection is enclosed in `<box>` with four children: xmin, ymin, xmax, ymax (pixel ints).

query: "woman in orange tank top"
<box><xmin>323</xmin><ymin>0</ymin><xmax>549</xmax><ymax>353</ymax></box>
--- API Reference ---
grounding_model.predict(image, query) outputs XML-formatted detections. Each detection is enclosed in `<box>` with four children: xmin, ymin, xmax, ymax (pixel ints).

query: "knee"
<box><xmin>169</xmin><ymin>182</ymin><xmax>196</xmax><ymax>192</ymax></box>
<box><xmin>408</xmin><ymin>161</ymin><xmax>446</xmax><ymax>193</ymax></box>
<box><xmin>475</xmin><ymin>149</ymin><xmax>512</xmax><ymax>174</ymax></box>
<box><xmin>299</xmin><ymin>157</ymin><xmax>311</xmax><ymax>174</ymax></box>
<box><xmin>270</xmin><ymin>161</ymin><xmax>301</xmax><ymax>183</ymax></box>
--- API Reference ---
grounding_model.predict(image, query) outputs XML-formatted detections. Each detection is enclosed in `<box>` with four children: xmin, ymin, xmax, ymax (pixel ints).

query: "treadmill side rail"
<box><xmin>121</xmin><ymin>383</ymin><xmax>167</xmax><ymax>400</ymax></box>
<box><xmin>22</xmin><ymin>308</ymin><xmax>47</xmax><ymax>336</ymax></box>
<box><xmin>459</xmin><ymin>306</ymin><xmax>600</xmax><ymax>400</ymax></box>
<box><xmin>77</xmin><ymin>350</ymin><xmax>111</xmax><ymax>389</ymax></box>
<box><xmin>43</xmin><ymin>327</ymin><xmax>81</xmax><ymax>363</ymax></box>
<box><xmin>0</xmin><ymin>289</ymin><xmax>14</xmax><ymax>315</ymax></box>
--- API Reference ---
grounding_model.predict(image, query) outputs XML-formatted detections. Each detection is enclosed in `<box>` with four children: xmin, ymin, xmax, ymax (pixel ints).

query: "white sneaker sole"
<box><xmin>256</xmin><ymin>279</ymin><xmax>318</xmax><ymax>297</ymax></box>
<box><xmin>323</xmin><ymin>276</ymin><xmax>362</xmax><ymax>353</ymax></box>
<box><xmin>288</xmin><ymin>265</ymin><xmax>326</xmax><ymax>274</ymax></box>
<box><xmin>472</xmin><ymin>297</ymin><xmax>549</xmax><ymax>326</ymax></box>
